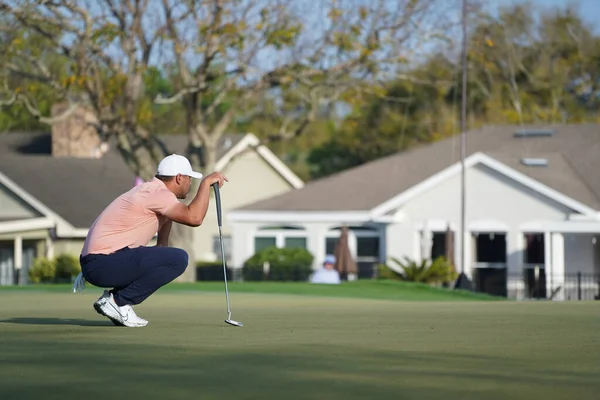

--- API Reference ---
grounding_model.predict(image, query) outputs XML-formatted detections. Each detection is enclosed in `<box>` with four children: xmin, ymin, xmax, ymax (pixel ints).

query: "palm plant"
<box><xmin>381</xmin><ymin>256</ymin><xmax>457</xmax><ymax>284</ymax></box>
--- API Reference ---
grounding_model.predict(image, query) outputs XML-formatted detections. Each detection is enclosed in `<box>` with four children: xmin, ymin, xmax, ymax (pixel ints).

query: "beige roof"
<box><xmin>236</xmin><ymin>124</ymin><xmax>600</xmax><ymax>212</ymax></box>
<box><xmin>0</xmin><ymin>132</ymin><xmax>246</xmax><ymax>227</ymax></box>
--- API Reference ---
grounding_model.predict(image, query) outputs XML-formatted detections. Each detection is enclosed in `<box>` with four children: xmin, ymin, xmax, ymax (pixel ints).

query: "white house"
<box><xmin>227</xmin><ymin>124</ymin><xmax>600</xmax><ymax>300</ymax></box>
<box><xmin>0</xmin><ymin>127</ymin><xmax>302</xmax><ymax>284</ymax></box>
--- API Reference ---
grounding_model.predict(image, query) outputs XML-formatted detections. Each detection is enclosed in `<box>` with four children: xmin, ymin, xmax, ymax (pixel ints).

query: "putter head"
<box><xmin>225</xmin><ymin>319</ymin><xmax>243</xmax><ymax>327</ymax></box>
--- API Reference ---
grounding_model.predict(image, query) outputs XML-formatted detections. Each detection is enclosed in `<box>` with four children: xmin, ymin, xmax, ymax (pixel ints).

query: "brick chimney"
<box><xmin>50</xmin><ymin>103</ymin><xmax>106</xmax><ymax>158</ymax></box>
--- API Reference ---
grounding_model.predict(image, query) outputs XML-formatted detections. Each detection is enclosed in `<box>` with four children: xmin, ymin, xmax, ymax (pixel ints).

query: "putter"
<box><xmin>212</xmin><ymin>183</ymin><xmax>243</xmax><ymax>327</ymax></box>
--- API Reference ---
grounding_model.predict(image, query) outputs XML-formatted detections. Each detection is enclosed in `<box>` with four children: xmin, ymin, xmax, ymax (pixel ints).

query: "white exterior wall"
<box><xmin>230</xmin><ymin>160</ymin><xmax>600</xmax><ymax>296</ymax></box>
<box><xmin>194</xmin><ymin>150</ymin><xmax>296</xmax><ymax>262</ymax></box>
<box><xmin>563</xmin><ymin>234</ymin><xmax>597</xmax><ymax>275</ymax></box>
<box><xmin>595</xmin><ymin>236</ymin><xmax>600</xmax><ymax>275</ymax></box>
<box><xmin>388</xmin><ymin>163</ymin><xmax>575</xmax><ymax>277</ymax></box>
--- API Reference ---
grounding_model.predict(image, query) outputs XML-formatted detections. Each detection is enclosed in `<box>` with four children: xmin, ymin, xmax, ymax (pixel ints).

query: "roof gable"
<box><xmin>372</xmin><ymin>152</ymin><xmax>598</xmax><ymax>218</ymax></box>
<box><xmin>0</xmin><ymin>132</ymin><xmax>302</xmax><ymax>229</ymax></box>
<box><xmin>231</xmin><ymin>124</ymin><xmax>600</xmax><ymax>215</ymax></box>
<box><xmin>0</xmin><ymin>169</ymin><xmax>74</xmax><ymax>232</ymax></box>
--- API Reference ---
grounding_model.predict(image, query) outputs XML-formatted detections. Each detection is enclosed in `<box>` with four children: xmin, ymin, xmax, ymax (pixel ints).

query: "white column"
<box><xmin>14</xmin><ymin>236</ymin><xmax>22</xmax><ymax>286</ymax></box>
<box><xmin>551</xmin><ymin>232</ymin><xmax>565</xmax><ymax>301</ymax></box>
<box><xmin>544</xmin><ymin>231</ymin><xmax>552</xmax><ymax>292</ymax></box>
<box><xmin>14</xmin><ymin>236</ymin><xmax>22</xmax><ymax>270</ymax></box>
<box><xmin>310</xmin><ymin>225</ymin><xmax>326</xmax><ymax>270</ymax></box>
<box><xmin>46</xmin><ymin>236</ymin><xmax>55</xmax><ymax>259</ymax></box>
<box><xmin>420</xmin><ymin>220</ymin><xmax>432</xmax><ymax>262</ymax></box>
<box><xmin>507</xmin><ymin>230</ymin><xmax>524</xmax><ymax>272</ymax></box>
<box><xmin>507</xmin><ymin>230</ymin><xmax>524</xmax><ymax>298</ymax></box>
<box><xmin>463</xmin><ymin>231</ymin><xmax>472</xmax><ymax>278</ymax></box>
<box><xmin>412</xmin><ymin>229</ymin><xmax>421</xmax><ymax>261</ymax></box>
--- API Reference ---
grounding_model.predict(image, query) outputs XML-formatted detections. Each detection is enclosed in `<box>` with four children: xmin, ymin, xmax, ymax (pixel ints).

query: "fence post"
<box><xmin>577</xmin><ymin>272</ymin><xmax>582</xmax><ymax>301</ymax></box>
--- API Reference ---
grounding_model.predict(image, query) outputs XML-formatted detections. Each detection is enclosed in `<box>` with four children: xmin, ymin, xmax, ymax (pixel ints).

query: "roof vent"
<box><xmin>521</xmin><ymin>158</ymin><xmax>548</xmax><ymax>167</ymax></box>
<box><xmin>514</xmin><ymin>129</ymin><xmax>554</xmax><ymax>137</ymax></box>
<box><xmin>223</xmin><ymin>138</ymin><xmax>233</xmax><ymax>149</ymax></box>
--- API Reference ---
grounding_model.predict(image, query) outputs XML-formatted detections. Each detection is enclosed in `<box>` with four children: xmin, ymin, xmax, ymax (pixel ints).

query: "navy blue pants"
<box><xmin>80</xmin><ymin>246</ymin><xmax>188</xmax><ymax>306</ymax></box>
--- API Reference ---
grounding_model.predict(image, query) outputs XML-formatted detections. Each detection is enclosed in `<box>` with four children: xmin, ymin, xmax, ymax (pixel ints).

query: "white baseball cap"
<box><xmin>156</xmin><ymin>154</ymin><xmax>203</xmax><ymax>179</ymax></box>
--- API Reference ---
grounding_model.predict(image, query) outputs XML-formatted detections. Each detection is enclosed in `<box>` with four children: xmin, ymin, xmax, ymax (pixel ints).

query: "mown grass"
<box><xmin>0</xmin><ymin>279</ymin><xmax>503</xmax><ymax>302</ymax></box>
<box><xmin>0</xmin><ymin>290</ymin><xmax>597</xmax><ymax>400</ymax></box>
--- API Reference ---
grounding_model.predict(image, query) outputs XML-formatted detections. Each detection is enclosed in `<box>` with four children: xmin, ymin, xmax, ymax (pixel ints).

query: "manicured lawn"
<box><xmin>0</xmin><ymin>279</ymin><xmax>502</xmax><ymax>301</ymax></box>
<box><xmin>0</xmin><ymin>283</ymin><xmax>598</xmax><ymax>399</ymax></box>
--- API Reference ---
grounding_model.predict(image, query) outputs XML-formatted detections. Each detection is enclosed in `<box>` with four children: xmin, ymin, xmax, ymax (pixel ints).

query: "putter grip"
<box><xmin>212</xmin><ymin>183</ymin><xmax>222</xmax><ymax>227</ymax></box>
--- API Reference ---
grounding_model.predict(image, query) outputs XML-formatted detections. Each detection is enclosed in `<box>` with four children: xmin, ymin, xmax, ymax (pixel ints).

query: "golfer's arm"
<box><xmin>165</xmin><ymin>181</ymin><xmax>212</xmax><ymax>227</ymax></box>
<box><xmin>156</xmin><ymin>220</ymin><xmax>172</xmax><ymax>247</ymax></box>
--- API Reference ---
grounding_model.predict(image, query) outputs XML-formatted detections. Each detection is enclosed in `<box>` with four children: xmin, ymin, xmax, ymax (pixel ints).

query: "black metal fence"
<box><xmin>506</xmin><ymin>272</ymin><xmax>600</xmax><ymax>301</ymax></box>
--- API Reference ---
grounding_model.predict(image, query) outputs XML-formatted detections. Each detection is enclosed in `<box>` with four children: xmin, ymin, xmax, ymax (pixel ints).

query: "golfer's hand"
<box><xmin>203</xmin><ymin>172</ymin><xmax>228</xmax><ymax>188</ymax></box>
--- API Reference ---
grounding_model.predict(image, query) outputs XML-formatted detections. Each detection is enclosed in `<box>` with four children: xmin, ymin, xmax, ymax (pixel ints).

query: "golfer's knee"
<box><xmin>172</xmin><ymin>248</ymin><xmax>189</xmax><ymax>275</ymax></box>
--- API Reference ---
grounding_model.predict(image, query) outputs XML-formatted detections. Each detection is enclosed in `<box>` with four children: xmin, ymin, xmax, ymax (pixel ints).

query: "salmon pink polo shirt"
<box><xmin>81</xmin><ymin>178</ymin><xmax>181</xmax><ymax>256</ymax></box>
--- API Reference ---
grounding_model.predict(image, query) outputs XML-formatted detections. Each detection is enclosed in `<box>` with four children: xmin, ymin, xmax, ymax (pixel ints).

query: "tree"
<box><xmin>465</xmin><ymin>2</ymin><xmax>600</xmax><ymax>123</ymax></box>
<box><xmin>307</xmin><ymin>55</ymin><xmax>459</xmax><ymax>178</ymax></box>
<box><xmin>0</xmin><ymin>0</ymin><xmax>180</xmax><ymax>178</ymax></box>
<box><xmin>0</xmin><ymin>0</ymin><xmax>455</xmax><ymax>281</ymax></box>
<box><xmin>307</xmin><ymin>1</ymin><xmax>600</xmax><ymax>178</ymax></box>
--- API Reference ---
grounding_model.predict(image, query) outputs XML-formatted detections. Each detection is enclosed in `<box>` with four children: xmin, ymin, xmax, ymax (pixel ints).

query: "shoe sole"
<box><xmin>93</xmin><ymin>301</ymin><xmax>125</xmax><ymax>327</ymax></box>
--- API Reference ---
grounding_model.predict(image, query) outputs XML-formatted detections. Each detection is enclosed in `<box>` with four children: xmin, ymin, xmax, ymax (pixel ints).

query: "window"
<box><xmin>524</xmin><ymin>234</ymin><xmax>544</xmax><ymax>265</ymax></box>
<box><xmin>0</xmin><ymin>247</ymin><xmax>14</xmax><ymax>286</ymax></box>
<box><xmin>357</xmin><ymin>237</ymin><xmax>379</xmax><ymax>258</ymax></box>
<box><xmin>212</xmin><ymin>235</ymin><xmax>233</xmax><ymax>262</ymax></box>
<box><xmin>285</xmin><ymin>237</ymin><xmax>307</xmax><ymax>249</ymax></box>
<box><xmin>475</xmin><ymin>233</ymin><xmax>507</xmax><ymax>263</ymax></box>
<box><xmin>431</xmin><ymin>232</ymin><xmax>447</xmax><ymax>260</ymax></box>
<box><xmin>254</xmin><ymin>226</ymin><xmax>307</xmax><ymax>252</ymax></box>
<box><xmin>325</xmin><ymin>237</ymin><xmax>337</xmax><ymax>255</ymax></box>
<box><xmin>254</xmin><ymin>237</ymin><xmax>276</xmax><ymax>252</ymax></box>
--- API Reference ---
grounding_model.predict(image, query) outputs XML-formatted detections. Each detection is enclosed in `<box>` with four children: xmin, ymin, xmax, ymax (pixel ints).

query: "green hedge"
<box><xmin>28</xmin><ymin>254</ymin><xmax>81</xmax><ymax>284</ymax></box>
<box><xmin>196</xmin><ymin>261</ymin><xmax>232</xmax><ymax>281</ymax></box>
<box><xmin>242</xmin><ymin>246</ymin><xmax>314</xmax><ymax>282</ymax></box>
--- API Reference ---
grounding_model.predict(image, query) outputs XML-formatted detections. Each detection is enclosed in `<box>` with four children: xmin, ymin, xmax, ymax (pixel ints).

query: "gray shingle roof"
<box><xmin>236</xmin><ymin>124</ymin><xmax>600</xmax><ymax>212</ymax></box>
<box><xmin>0</xmin><ymin>132</ymin><xmax>246</xmax><ymax>228</ymax></box>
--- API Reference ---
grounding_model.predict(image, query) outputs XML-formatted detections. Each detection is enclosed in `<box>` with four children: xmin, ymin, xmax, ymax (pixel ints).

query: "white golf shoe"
<box><xmin>93</xmin><ymin>290</ymin><xmax>148</xmax><ymax>328</ymax></box>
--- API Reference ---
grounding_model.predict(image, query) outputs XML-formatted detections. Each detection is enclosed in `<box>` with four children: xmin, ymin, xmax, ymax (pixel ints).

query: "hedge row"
<box><xmin>197</xmin><ymin>246</ymin><xmax>314</xmax><ymax>282</ymax></box>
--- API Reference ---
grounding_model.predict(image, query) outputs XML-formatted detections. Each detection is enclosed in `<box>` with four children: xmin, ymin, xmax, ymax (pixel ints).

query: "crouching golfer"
<box><xmin>77</xmin><ymin>154</ymin><xmax>227</xmax><ymax>327</ymax></box>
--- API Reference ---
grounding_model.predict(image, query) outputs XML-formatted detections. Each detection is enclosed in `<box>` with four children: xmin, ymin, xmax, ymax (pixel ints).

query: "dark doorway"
<box><xmin>475</xmin><ymin>233</ymin><xmax>507</xmax><ymax>263</ymax></box>
<box><xmin>524</xmin><ymin>234</ymin><xmax>545</xmax><ymax>265</ymax></box>
<box><xmin>431</xmin><ymin>232</ymin><xmax>447</xmax><ymax>260</ymax></box>
<box><xmin>473</xmin><ymin>232</ymin><xmax>507</xmax><ymax>297</ymax></box>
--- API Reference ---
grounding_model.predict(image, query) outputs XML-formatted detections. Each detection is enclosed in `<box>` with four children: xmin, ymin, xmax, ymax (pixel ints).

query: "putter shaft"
<box><xmin>218</xmin><ymin>225</ymin><xmax>231</xmax><ymax>317</ymax></box>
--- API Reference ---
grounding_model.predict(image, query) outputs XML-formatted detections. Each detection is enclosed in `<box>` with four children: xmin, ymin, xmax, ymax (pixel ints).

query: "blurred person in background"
<box><xmin>310</xmin><ymin>254</ymin><xmax>341</xmax><ymax>284</ymax></box>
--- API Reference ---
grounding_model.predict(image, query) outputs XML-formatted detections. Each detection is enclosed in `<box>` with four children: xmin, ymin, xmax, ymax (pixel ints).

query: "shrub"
<box><xmin>28</xmin><ymin>257</ymin><xmax>56</xmax><ymax>284</ymax></box>
<box><xmin>243</xmin><ymin>246</ymin><xmax>314</xmax><ymax>281</ymax></box>
<box><xmin>376</xmin><ymin>263</ymin><xmax>402</xmax><ymax>280</ymax></box>
<box><xmin>382</xmin><ymin>256</ymin><xmax>457</xmax><ymax>284</ymax></box>
<box><xmin>28</xmin><ymin>253</ymin><xmax>82</xmax><ymax>284</ymax></box>
<box><xmin>54</xmin><ymin>254</ymin><xmax>81</xmax><ymax>282</ymax></box>
<box><xmin>196</xmin><ymin>261</ymin><xmax>231</xmax><ymax>281</ymax></box>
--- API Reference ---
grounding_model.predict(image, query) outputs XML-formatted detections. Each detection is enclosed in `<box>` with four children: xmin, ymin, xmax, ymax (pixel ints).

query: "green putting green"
<box><xmin>0</xmin><ymin>284</ymin><xmax>598</xmax><ymax>399</ymax></box>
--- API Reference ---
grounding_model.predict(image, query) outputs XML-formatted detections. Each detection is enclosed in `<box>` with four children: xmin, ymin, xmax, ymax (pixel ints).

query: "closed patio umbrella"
<box><xmin>334</xmin><ymin>226</ymin><xmax>358</xmax><ymax>281</ymax></box>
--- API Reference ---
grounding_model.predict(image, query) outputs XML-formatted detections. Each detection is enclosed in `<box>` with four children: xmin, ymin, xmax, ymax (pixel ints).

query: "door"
<box><xmin>356</xmin><ymin>235</ymin><xmax>380</xmax><ymax>279</ymax></box>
